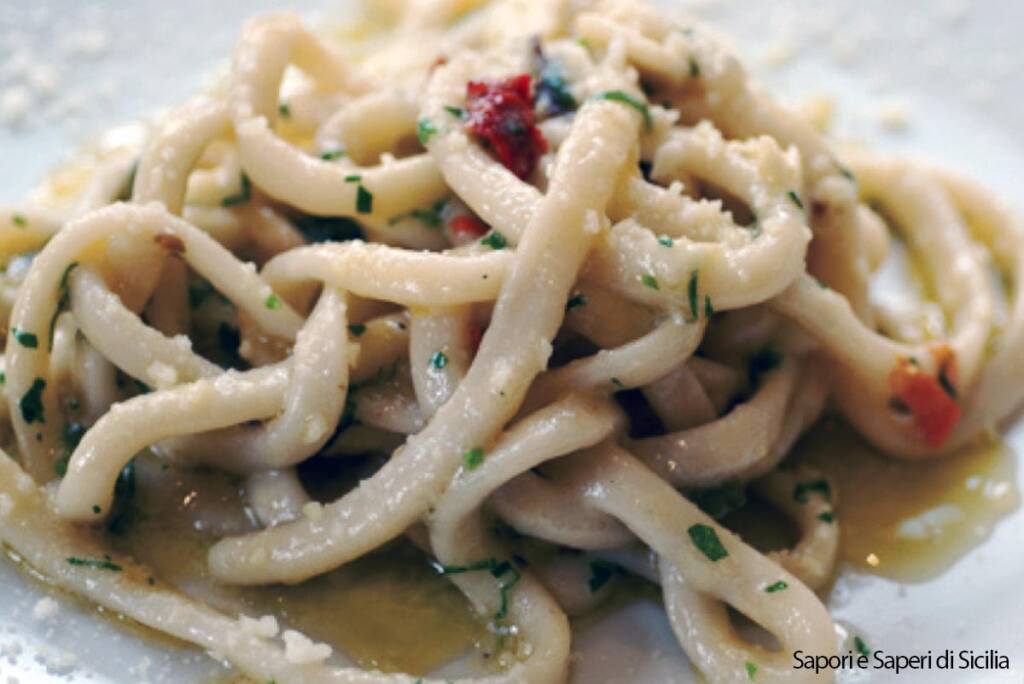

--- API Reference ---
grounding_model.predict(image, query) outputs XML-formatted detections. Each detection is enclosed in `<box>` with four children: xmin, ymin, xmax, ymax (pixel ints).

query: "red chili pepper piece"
<box><xmin>448</xmin><ymin>214</ymin><xmax>489</xmax><ymax>243</ymax></box>
<box><xmin>465</xmin><ymin>74</ymin><xmax>548</xmax><ymax>179</ymax></box>
<box><xmin>889</xmin><ymin>346</ymin><xmax>960</xmax><ymax>448</ymax></box>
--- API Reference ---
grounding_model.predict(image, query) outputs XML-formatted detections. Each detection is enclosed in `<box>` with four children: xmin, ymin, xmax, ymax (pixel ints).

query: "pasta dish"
<box><xmin>0</xmin><ymin>0</ymin><xmax>1021</xmax><ymax>682</ymax></box>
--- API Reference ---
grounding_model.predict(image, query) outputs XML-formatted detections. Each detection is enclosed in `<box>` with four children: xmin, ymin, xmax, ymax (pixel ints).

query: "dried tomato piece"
<box><xmin>889</xmin><ymin>347</ymin><xmax>960</xmax><ymax>448</ymax></box>
<box><xmin>465</xmin><ymin>74</ymin><xmax>548</xmax><ymax>179</ymax></box>
<box><xmin>447</xmin><ymin>214</ymin><xmax>489</xmax><ymax>245</ymax></box>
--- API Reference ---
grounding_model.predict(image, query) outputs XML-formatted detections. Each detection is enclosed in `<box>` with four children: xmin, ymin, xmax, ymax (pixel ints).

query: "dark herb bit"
<box><xmin>221</xmin><ymin>174</ymin><xmax>252</xmax><ymax>207</ymax></box>
<box><xmin>854</xmin><ymin>636</ymin><xmax>871</xmax><ymax>657</ymax></box>
<box><xmin>417</xmin><ymin>118</ymin><xmax>438</xmax><ymax>145</ymax></box>
<box><xmin>690</xmin><ymin>480</ymin><xmax>746</xmax><ymax>520</ymax></box>
<box><xmin>348</xmin><ymin>323</ymin><xmax>367</xmax><ymax>337</ymax></box>
<box><xmin>429</xmin><ymin>351</ymin><xmax>449</xmax><ymax>370</ymax></box>
<box><xmin>610</xmin><ymin>377</ymin><xmax>625</xmax><ymax>389</ymax></box>
<box><xmin>50</xmin><ymin>262</ymin><xmax>79</xmax><ymax>349</ymax></box>
<box><xmin>66</xmin><ymin>557</ymin><xmax>122</xmax><ymax>572</ymax></box>
<box><xmin>593</xmin><ymin>90</ymin><xmax>652</xmax><ymax>131</ymax></box>
<box><xmin>657</xmin><ymin>235</ymin><xmax>674</xmax><ymax>247</ymax></box>
<box><xmin>793</xmin><ymin>479</ymin><xmax>832</xmax><ymax>504</ymax></box>
<box><xmin>464</xmin><ymin>447</ymin><xmax>485</xmax><ymax>470</ymax></box>
<box><xmin>444</xmin><ymin>105</ymin><xmax>466</xmax><ymax>119</ymax></box>
<box><xmin>787</xmin><ymin>190</ymin><xmax>805</xmax><ymax>210</ymax></box>
<box><xmin>566</xmin><ymin>293</ymin><xmax>587</xmax><ymax>311</ymax></box>
<box><xmin>356</xmin><ymin>185</ymin><xmax>373</xmax><ymax>214</ymax></box>
<box><xmin>748</xmin><ymin>345</ymin><xmax>782</xmax><ymax>387</ymax></box>
<box><xmin>147</xmin><ymin>576</ymin><xmax>156</xmax><ymax>586</ymax></box>
<box><xmin>11</xmin><ymin>327</ymin><xmax>38</xmax><ymax>348</ymax></box>
<box><xmin>480</xmin><ymin>231</ymin><xmax>507</xmax><ymax>250</ymax></box>
<box><xmin>320</xmin><ymin>148</ymin><xmax>346</xmax><ymax>161</ymax></box>
<box><xmin>938</xmin><ymin>369</ymin><xmax>958</xmax><ymax>399</ymax></box>
<box><xmin>641</xmin><ymin>274</ymin><xmax>660</xmax><ymax>290</ymax></box>
<box><xmin>92</xmin><ymin>504</ymin><xmax>101</xmax><ymax>514</ymax></box>
<box><xmin>265</xmin><ymin>293</ymin><xmax>282</xmax><ymax>310</ymax></box>
<box><xmin>745</xmin><ymin>661</ymin><xmax>758</xmax><ymax>680</ymax></box>
<box><xmin>407</xmin><ymin>199</ymin><xmax>448</xmax><ymax>228</ymax></box>
<box><xmin>704</xmin><ymin>295</ymin><xmax>714</xmax><ymax>318</ymax></box>
<box><xmin>12</xmin><ymin>213</ymin><xmax>27</xmax><ymax>227</ymax></box>
<box><xmin>433</xmin><ymin>557</ymin><xmax>520</xmax><ymax>621</ymax></box>
<box><xmin>0</xmin><ymin>371</ymin><xmax>5</xmax><ymax>385</ymax></box>
<box><xmin>344</xmin><ymin>174</ymin><xmax>362</xmax><ymax>183</ymax></box>
<box><xmin>836</xmin><ymin>162</ymin><xmax>855</xmax><ymax>182</ymax></box>
<box><xmin>532</xmin><ymin>38</ymin><xmax>578</xmax><ymax>117</ymax></box>
<box><xmin>687</xmin><ymin>270</ymin><xmax>699</xmax><ymax>321</ymax></box>
<box><xmin>764</xmin><ymin>580</ymin><xmax>788</xmax><ymax>593</ymax></box>
<box><xmin>817</xmin><ymin>511</ymin><xmax>835</xmax><ymax>523</ymax></box>
<box><xmin>689</xmin><ymin>56</ymin><xmax>701</xmax><ymax>78</ymax></box>
<box><xmin>588</xmin><ymin>560</ymin><xmax>616</xmax><ymax>592</ymax></box>
<box><xmin>688</xmin><ymin>523</ymin><xmax>729</xmax><ymax>562</ymax></box>
<box><xmin>278</xmin><ymin>102</ymin><xmax>291</xmax><ymax>118</ymax></box>
<box><xmin>20</xmin><ymin>377</ymin><xmax>46</xmax><ymax>424</ymax></box>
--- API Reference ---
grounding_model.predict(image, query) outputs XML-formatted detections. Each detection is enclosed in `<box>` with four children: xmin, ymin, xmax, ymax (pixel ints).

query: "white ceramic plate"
<box><xmin>1</xmin><ymin>1</ymin><xmax>1024</xmax><ymax>682</ymax></box>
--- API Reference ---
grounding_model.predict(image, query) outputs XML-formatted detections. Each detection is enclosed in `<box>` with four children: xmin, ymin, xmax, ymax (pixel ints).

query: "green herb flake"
<box><xmin>348</xmin><ymin>323</ymin><xmax>367</xmax><ymax>337</ymax></box>
<box><xmin>764</xmin><ymin>580</ymin><xmax>788</xmax><ymax>593</ymax></box>
<box><xmin>92</xmin><ymin>504</ymin><xmax>101</xmax><ymax>514</ymax></box>
<box><xmin>434</xmin><ymin>557</ymin><xmax>520</xmax><ymax>621</ymax></box>
<box><xmin>689</xmin><ymin>56</ymin><xmax>701</xmax><ymax>78</ymax></box>
<box><xmin>687</xmin><ymin>270</ymin><xmax>699</xmax><ymax>320</ymax></box>
<box><xmin>344</xmin><ymin>174</ymin><xmax>362</xmax><ymax>183</ymax></box>
<box><xmin>690</xmin><ymin>480</ymin><xmax>745</xmax><ymax>520</ymax></box>
<box><xmin>20</xmin><ymin>377</ymin><xmax>46</xmax><ymax>424</ymax></box>
<box><xmin>817</xmin><ymin>511</ymin><xmax>835</xmax><ymax>523</ymax></box>
<box><xmin>221</xmin><ymin>174</ymin><xmax>252</xmax><ymax>207</ymax></box>
<box><xmin>854</xmin><ymin>635</ymin><xmax>871</xmax><ymax>657</ymax></box>
<box><xmin>11</xmin><ymin>213</ymin><xmax>27</xmax><ymax>227</ymax></box>
<box><xmin>50</xmin><ymin>262</ymin><xmax>78</xmax><ymax>349</ymax></box>
<box><xmin>704</xmin><ymin>294</ymin><xmax>714</xmax><ymax>318</ymax></box>
<box><xmin>566</xmin><ymin>293</ymin><xmax>587</xmax><ymax>311</ymax></box>
<box><xmin>11</xmin><ymin>327</ymin><xmax>38</xmax><ymax>348</ymax></box>
<box><xmin>593</xmin><ymin>90</ymin><xmax>652</xmax><ymax>131</ymax></box>
<box><xmin>417</xmin><ymin>118</ymin><xmax>438</xmax><ymax>145</ymax></box>
<box><xmin>787</xmin><ymin>190</ymin><xmax>805</xmax><ymax>210</ymax></box>
<box><xmin>320</xmin><ymin>148</ymin><xmax>346</xmax><ymax>161</ymax></box>
<box><xmin>480</xmin><ymin>231</ymin><xmax>507</xmax><ymax>250</ymax></box>
<box><xmin>409</xmin><ymin>198</ymin><xmax>449</xmax><ymax>228</ymax></box>
<box><xmin>463</xmin><ymin>447</ymin><xmax>485</xmax><ymax>470</ymax></box>
<box><xmin>610</xmin><ymin>377</ymin><xmax>625</xmax><ymax>389</ymax></box>
<box><xmin>278</xmin><ymin>102</ymin><xmax>291</xmax><ymax>118</ymax></box>
<box><xmin>265</xmin><ymin>293</ymin><xmax>282</xmax><ymax>310</ymax></box>
<box><xmin>641</xmin><ymin>274</ymin><xmax>660</xmax><ymax>290</ymax></box>
<box><xmin>444</xmin><ymin>105</ymin><xmax>466</xmax><ymax>120</ymax></box>
<box><xmin>836</xmin><ymin>162</ymin><xmax>855</xmax><ymax>183</ymax></box>
<box><xmin>0</xmin><ymin>371</ymin><xmax>5</xmax><ymax>385</ymax></box>
<box><xmin>66</xmin><ymin>557</ymin><xmax>122</xmax><ymax>572</ymax></box>
<box><xmin>588</xmin><ymin>560</ymin><xmax>616</xmax><ymax>592</ymax></box>
<box><xmin>688</xmin><ymin>523</ymin><xmax>728</xmax><ymax>562</ymax></box>
<box><xmin>657</xmin><ymin>235</ymin><xmax>674</xmax><ymax>247</ymax></box>
<box><xmin>793</xmin><ymin>479</ymin><xmax>832</xmax><ymax>504</ymax></box>
<box><xmin>356</xmin><ymin>185</ymin><xmax>373</xmax><ymax>214</ymax></box>
<box><xmin>745</xmin><ymin>661</ymin><xmax>758</xmax><ymax>680</ymax></box>
<box><xmin>429</xmin><ymin>351</ymin><xmax>449</xmax><ymax>370</ymax></box>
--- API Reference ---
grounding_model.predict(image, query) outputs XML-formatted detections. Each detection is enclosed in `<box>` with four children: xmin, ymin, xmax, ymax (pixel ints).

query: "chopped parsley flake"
<box><xmin>854</xmin><ymin>636</ymin><xmax>871</xmax><ymax>657</ymax></box>
<box><xmin>704</xmin><ymin>294</ymin><xmax>714</xmax><ymax>318</ymax></box>
<box><xmin>92</xmin><ymin>505</ymin><xmax>101</xmax><ymax>514</ymax></box>
<box><xmin>480</xmin><ymin>231</ymin><xmax>507</xmax><ymax>250</ymax></box>
<box><xmin>264</xmin><ymin>293</ymin><xmax>282</xmax><ymax>310</ymax></box>
<box><xmin>320</xmin><ymin>148</ymin><xmax>346</xmax><ymax>161</ymax></box>
<box><xmin>836</xmin><ymin>162</ymin><xmax>855</xmax><ymax>183</ymax></box>
<box><xmin>0</xmin><ymin>371</ymin><xmax>5</xmax><ymax>385</ymax></box>
<box><xmin>745</xmin><ymin>661</ymin><xmax>758</xmax><ymax>680</ymax></box>
<box><xmin>222</xmin><ymin>174</ymin><xmax>252</xmax><ymax>207</ymax></box>
<box><xmin>641</xmin><ymin>274</ymin><xmax>660</xmax><ymax>290</ymax></box>
<box><xmin>278</xmin><ymin>102</ymin><xmax>291</xmax><ymax>118</ymax></box>
<box><xmin>344</xmin><ymin>174</ymin><xmax>362</xmax><ymax>183</ymax></box>
<box><xmin>20</xmin><ymin>377</ymin><xmax>46</xmax><ymax>425</ymax></box>
<box><xmin>348</xmin><ymin>323</ymin><xmax>366</xmax><ymax>337</ymax></box>
<box><xmin>356</xmin><ymin>185</ymin><xmax>373</xmax><ymax>214</ymax></box>
<box><xmin>408</xmin><ymin>199</ymin><xmax>448</xmax><ymax>228</ymax></box>
<box><xmin>689</xmin><ymin>56</ymin><xmax>701</xmax><ymax>78</ymax></box>
<box><xmin>688</xmin><ymin>523</ymin><xmax>728</xmax><ymax>562</ymax></box>
<box><xmin>657</xmin><ymin>235</ymin><xmax>674</xmax><ymax>247</ymax></box>
<box><xmin>534</xmin><ymin>41</ymin><xmax>578</xmax><ymax>117</ymax></box>
<box><xmin>687</xmin><ymin>270</ymin><xmax>699</xmax><ymax>321</ymax></box>
<box><xmin>588</xmin><ymin>560</ymin><xmax>616</xmax><ymax>592</ymax></box>
<box><xmin>50</xmin><ymin>262</ymin><xmax>78</xmax><ymax>349</ymax></box>
<box><xmin>66</xmin><ymin>557</ymin><xmax>122</xmax><ymax>572</ymax></box>
<box><xmin>417</xmin><ymin>118</ymin><xmax>438</xmax><ymax>145</ymax></box>
<box><xmin>764</xmin><ymin>580</ymin><xmax>788</xmax><ymax>593</ymax></box>
<box><xmin>793</xmin><ymin>479</ymin><xmax>832</xmax><ymax>504</ymax></box>
<box><xmin>817</xmin><ymin>511</ymin><xmax>835</xmax><ymax>523</ymax></box>
<box><xmin>610</xmin><ymin>377</ymin><xmax>625</xmax><ymax>389</ymax></box>
<box><xmin>11</xmin><ymin>213</ymin><xmax>27</xmax><ymax>227</ymax></box>
<box><xmin>429</xmin><ymin>351</ymin><xmax>449</xmax><ymax>370</ymax></box>
<box><xmin>593</xmin><ymin>90</ymin><xmax>652</xmax><ymax>131</ymax></box>
<box><xmin>444</xmin><ymin>105</ymin><xmax>466</xmax><ymax>119</ymax></box>
<box><xmin>11</xmin><ymin>327</ymin><xmax>38</xmax><ymax>348</ymax></box>
<box><xmin>463</xmin><ymin>447</ymin><xmax>485</xmax><ymax>470</ymax></box>
<box><xmin>788</xmin><ymin>190</ymin><xmax>805</xmax><ymax>210</ymax></box>
<box><xmin>566</xmin><ymin>293</ymin><xmax>587</xmax><ymax>311</ymax></box>
<box><xmin>434</xmin><ymin>557</ymin><xmax>520</xmax><ymax>621</ymax></box>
